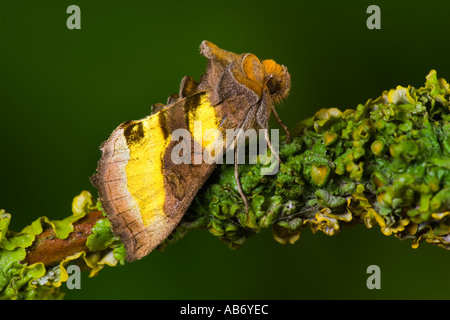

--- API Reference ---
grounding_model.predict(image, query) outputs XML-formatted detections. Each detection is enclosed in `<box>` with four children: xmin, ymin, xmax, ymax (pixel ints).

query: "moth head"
<box><xmin>199</xmin><ymin>41</ymin><xmax>291</xmax><ymax>105</ymax></box>
<box><xmin>262</xmin><ymin>59</ymin><xmax>291</xmax><ymax>104</ymax></box>
<box><xmin>239</xmin><ymin>52</ymin><xmax>291</xmax><ymax>104</ymax></box>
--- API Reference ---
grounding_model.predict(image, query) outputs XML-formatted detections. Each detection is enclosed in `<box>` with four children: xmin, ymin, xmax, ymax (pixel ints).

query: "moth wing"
<box><xmin>91</xmin><ymin>93</ymin><xmax>219</xmax><ymax>262</ymax></box>
<box><xmin>92</xmin><ymin>111</ymin><xmax>175</xmax><ymax>261</ymax></box>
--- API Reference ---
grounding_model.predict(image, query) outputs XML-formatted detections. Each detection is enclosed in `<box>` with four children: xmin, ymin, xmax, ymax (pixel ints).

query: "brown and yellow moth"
<box><xmin>91</xmin><ymin>41</ymin><xmax>291</xmax><ymax>261</ymax></box>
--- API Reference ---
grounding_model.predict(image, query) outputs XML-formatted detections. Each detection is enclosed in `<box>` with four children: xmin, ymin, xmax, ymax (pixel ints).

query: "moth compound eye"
<box><xmin>266</xmin><ymin>76</ymin><xmax>281</xmax><ymax>95</ymax></box>
<box><xmin>262</xmin><ymin>60</ymin><xmax>291</xmax><ymax>102</ymax></box>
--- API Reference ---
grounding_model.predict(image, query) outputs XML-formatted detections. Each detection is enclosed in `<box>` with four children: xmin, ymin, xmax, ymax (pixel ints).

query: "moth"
<box><xmin>91</xmin><ymin>41</ymin><xmax>291</xmax><ymax>261</ymax></box>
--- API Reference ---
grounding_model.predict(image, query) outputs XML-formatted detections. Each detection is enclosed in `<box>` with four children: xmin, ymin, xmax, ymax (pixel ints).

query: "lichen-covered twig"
<box><xmin>169</xmin><ymin>70</ymin><xmax>450</xmax><ymax>252</ymax></box>
<box><xmin>2</xmin><ymin>70</ymin><xmax>450</xmax><ymax>300</ymax></box>
<box><xmin>0</xmin><ymin>192</ymin><xmax>125</xmax><ymax>300</ymax></box>
<box><xmin>22</xmin><ymin>211</ymin><xmax>105</xmax><ymax>267</ymax></box>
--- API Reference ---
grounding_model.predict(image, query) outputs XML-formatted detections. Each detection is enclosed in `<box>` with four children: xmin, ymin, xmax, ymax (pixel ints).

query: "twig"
<box><xmin>22</xmin><ymin>211</ymin><xmax>105</xmax><ymax>267</ymax></box>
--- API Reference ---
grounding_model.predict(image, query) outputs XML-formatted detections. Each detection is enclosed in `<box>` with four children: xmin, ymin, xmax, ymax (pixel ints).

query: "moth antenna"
<box><xmin>271</xmin><ymin>104</ymin><xmax>291</xmax><ymax>143</ymax></box>
<box><xmin>264</xmin><ymin>128</ymin><xmax>282</xmax><ymax>164</ymax></box>
<box><xmin>224</xmin><ymin>216</ymin><xmax>257</xmax><ymax>233</ymax></box>
<box><xmin>271</xmin><ymin>206</ymin><xmax>319</xmax><ymax>224</ymax></box>
<box><xmin>234</xmin><ymin>147</ymin><xmax>249</xmax><ymax>213</ymax></box>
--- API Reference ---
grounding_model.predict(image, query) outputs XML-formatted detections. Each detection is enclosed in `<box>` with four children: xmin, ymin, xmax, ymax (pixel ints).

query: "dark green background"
<box><xmin>1</xmin><ymin>0</ymin><xmax>450</xmax><ymax>299</ymax></box>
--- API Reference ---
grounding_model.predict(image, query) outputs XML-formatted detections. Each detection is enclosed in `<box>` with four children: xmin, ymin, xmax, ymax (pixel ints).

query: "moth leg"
<box><xmin>264</xmin><ymin>128</ymin><xmax>282</xmax><ymax>164</ymax></box>
<box><xmin>234</xmin><ymin>146</ymin><xmax>249</xmax><ymax>213</ymax></box>
<box><xmin>271</xmin><ymin>105</ymin><xmax>291</xmax><ymax>143</ymax></box>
